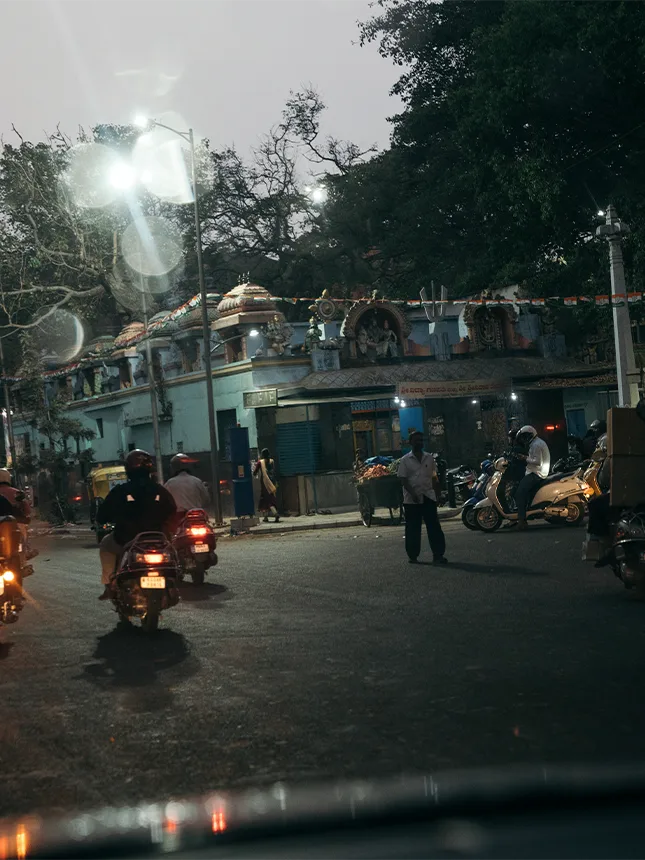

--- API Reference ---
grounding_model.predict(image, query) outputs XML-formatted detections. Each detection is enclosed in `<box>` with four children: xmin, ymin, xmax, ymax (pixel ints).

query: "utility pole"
<box><xmin>190</xmin><ymin>128</ymin><xmax>222</xmax><ymax>524</ymax></box>
<box><xmin>0</xmin><ymin>336</ymin><xmax>18</xmax><ymax>475</ymax></box>
<box><xmin>596</xmin><ymin>204</ymin><xmax>639</xmax><ymax>406</ymax></box>
<box><xmin>140</xmin><ymin>281</ymin><xmax>164</xmax><ymax>483</ymax></box>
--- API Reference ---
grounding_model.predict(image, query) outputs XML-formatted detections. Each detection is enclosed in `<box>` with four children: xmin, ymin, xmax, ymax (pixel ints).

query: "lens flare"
<box><xmin>133</xmin><ymin>131</ymin><xmax>193</xmax><ymax>205</ymax></box>
<box><xmin>64</xmin><ymin>143</ymin><xmax>128</xmax><ymax>209</ymax></box>
<box><xmin>122</xmin><ymin>216</ymin><xmax>183</xmax><ymax>279</ymax></box>
<box><xmin>30</xmin><ymin>309</ymin><xmax>85</xmax><ymax>365</ymax></box>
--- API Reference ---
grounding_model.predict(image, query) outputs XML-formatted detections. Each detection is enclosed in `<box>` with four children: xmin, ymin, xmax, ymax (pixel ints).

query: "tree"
<box><xmin>358</xmin><ymin>0</ymin><xmax>645</xmax><ymax>298</ymax></box>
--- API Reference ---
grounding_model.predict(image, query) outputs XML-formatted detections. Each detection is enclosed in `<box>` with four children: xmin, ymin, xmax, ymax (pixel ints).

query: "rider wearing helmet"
<box><xmin>581</xmin><ymin>418</ymin><xmax>607</xmax><ymax>459</ymax></box>
<box><xmin>96</xmin><ymin>449</ymin><xmax>176</xmax><ymax>600</ymax></box>
<box><xmin>165</xmin><ymin>453</ymin><xmax>210</xmax><ymax>529</ymax></box>
<box><xmin>513</xmin><ymin>425</ymin><xmax>551</xmax><ymax>530</ymax></box>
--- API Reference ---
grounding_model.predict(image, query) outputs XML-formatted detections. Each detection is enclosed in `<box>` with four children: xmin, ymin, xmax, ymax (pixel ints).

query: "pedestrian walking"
<box><xmin>397</xmin><ymin>431</ymin><xmax>447</xmax><ymax>564</ymax></box>
<box><xmin>253</xmin><ymin>448</ymin><xmax>280</xmax><ymax>523</ymax></box>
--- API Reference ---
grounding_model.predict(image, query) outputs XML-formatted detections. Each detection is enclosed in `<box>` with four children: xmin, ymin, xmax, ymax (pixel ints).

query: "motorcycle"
<box><xmin>608</xmin><ymin>507</ymin><xmax>645</xmax><ymax>595</ymax></box>
<box><xmin>473</xmin><ymin>455</ymin><xmax>593</xmax><ymax>532</ymax></box>
<box><xmin>445</xmin><ymin>464</ymin><xmax>477</xmax><ymax>505</ymax></box>
<box><xmin>172</xmin><ymin>509</ymin><xmax>218</xmax><ymax>586</ymax></box>
<box><xmin>111</xmin><ymin>531</ymin><xmax>180</xmax><ymax>632</ymax></box>
<box><xmin>461</xmin><ymin>459</ymin><xmax>495</xmax><ymax>530</ymax></box>
<box><xmin>0</xmin><ymin>515</ymin><xmax>32</xmax><ymax>626</ymax></box>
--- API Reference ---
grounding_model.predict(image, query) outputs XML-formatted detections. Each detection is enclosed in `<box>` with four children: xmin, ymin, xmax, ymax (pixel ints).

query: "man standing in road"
<box><xmin>397</xmin><ymin>430</ymin><xmax>447</xmax><ymax>564</ymax></box>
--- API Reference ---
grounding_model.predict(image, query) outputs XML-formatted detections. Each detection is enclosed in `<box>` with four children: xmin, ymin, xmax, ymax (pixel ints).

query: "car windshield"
<box><xmin>0</xmin><ymin>0</ymin><xmax>644</xmax><ymax>853</ymax></box>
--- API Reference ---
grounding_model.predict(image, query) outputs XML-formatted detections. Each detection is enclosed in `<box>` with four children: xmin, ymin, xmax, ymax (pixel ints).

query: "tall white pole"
<box><xmin>596</xmin><ymin>204</ymin><xmax>639</xmax><ymax>406</ymax></box>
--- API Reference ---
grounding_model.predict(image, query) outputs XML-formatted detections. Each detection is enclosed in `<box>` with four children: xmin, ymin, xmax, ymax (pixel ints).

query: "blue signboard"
<box><xmin>398</xmin><ymin>406</ymin><xmax>424</xmax><ymax>453</ymax></box>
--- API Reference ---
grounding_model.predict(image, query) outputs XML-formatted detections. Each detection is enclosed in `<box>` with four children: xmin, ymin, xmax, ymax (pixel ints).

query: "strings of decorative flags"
<box><xmin>219</xmin><ymin>292</ymin><xmax>643</xmax><ymax>308</ymax></box>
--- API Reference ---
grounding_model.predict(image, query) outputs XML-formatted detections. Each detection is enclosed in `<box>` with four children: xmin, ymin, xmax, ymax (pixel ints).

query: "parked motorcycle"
<box><xmin>461</xmin><ymin>459</ymin><xmax>495</xmax><ymax>530</ymax></box>
<box><xmin>172</xmin><ymin>508</ymin><xmax>218</xmax><ymax>586</ymax></box>
<box><xmin>609</xmin><ymin>507</ymin><xmax>645</xmax><ymax>595</ymax></box>
<box><xmin>445</xmin><ymin>464</ymin><xmax>477</xmax><ymax>505</ymax></box>
<box><xmin>110</xmin><ymin>531</ymin><xmax>180</xmax><ymax>632</ymax></box>
<box><xmin>473</xmin><ymin>455</ymin><xmax>593</xmax><ymax>531</ymax></box>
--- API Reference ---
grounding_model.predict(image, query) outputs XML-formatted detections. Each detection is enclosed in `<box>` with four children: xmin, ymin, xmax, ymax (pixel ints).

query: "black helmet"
<box><xmin>170</xmin><ymin>453</ymin><xmax>198</xmax><ymax>475</ymax></box>
<box><xmin>125</xmin><ymin>449</ymin><xmax>154</xmax><ymax>478</ymax></box>
<box><xmin>590</xmin><ymin>419</ymin><xmax>607</xmax><ymax>435</ymax></box>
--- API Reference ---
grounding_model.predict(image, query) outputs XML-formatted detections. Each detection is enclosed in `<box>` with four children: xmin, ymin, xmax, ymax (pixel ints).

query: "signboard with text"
<box><xmin>398</xmin><ymin>379</ymin><xmax>509</xmax><ymax>399</ymax></box>
<box><xmin>243</xmin><ymin>388</ymin><xmax>278</xmax><ymax>409</ymax></box>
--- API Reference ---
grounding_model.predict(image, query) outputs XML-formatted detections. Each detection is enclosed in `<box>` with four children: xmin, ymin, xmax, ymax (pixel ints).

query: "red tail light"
<box><xmin>73</xmin><ymin>495</ymin><xmax>82</xmax><ymax>502</ymax></box>
<box><xmin>188</xmin><ymin>526</ymin><xmax>208</xmax><ymax>537</ymax></box>
<box><xmin>143</xmin><ymin>552</ymin><xmax>164</xmax><ymax>564</ymax></box>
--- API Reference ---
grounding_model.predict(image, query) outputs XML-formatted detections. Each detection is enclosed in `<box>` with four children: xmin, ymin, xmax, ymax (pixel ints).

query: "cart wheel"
<box><xmin>359</xmin><ymin>493</ymin><xmax>372</xmax><ymax>527</ymax></box>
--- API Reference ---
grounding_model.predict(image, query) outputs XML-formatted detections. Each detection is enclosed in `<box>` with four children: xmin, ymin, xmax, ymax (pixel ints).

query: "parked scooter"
<box><xmin>461</xmin><ymin>459</ymin><xmax>495</xmax><ymax>530</ymax></box>
<box><xmin>473</xmin><ymin>454</ymin><xmax>593</xmax><ymax>531</ymax></box>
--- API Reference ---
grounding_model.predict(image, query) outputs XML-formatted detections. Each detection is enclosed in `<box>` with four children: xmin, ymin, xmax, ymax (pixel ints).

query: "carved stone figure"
<box><xmin>304</xmin><ymin>318</ymin><xmax>322</xmax><ymax>352</ymax></box>
<box><xmin>376</xmin><ymin>319</ymin><xmax>398</xmax><ymax>358</ymax></box>
<box><xmin>264</xmin><ymin>315</ymin><xmax>293</xmax><ymax>355</ymax></box>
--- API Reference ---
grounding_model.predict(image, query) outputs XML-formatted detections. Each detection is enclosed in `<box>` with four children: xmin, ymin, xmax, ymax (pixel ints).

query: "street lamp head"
<box><xmin>133</xmin><ymin>114</ymin><xmax>150</xmax><ymax>130</ymax></box>
<box><xmin>108</xmin><ymin>161</ymin><xmax>137</xmax><ymax>190</ymax></box>
<box><xmin>248</xmin><ymin>329</ymin><xmax>260</xmax><ymax>338</ymax></box>
<box><xmin>597</xmin><ymin>209</ymin><xmax>605</xmax><ymax>218</ymax></box>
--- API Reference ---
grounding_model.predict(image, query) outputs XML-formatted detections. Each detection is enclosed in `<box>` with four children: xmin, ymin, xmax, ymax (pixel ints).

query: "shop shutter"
<box><xmin>276</xmin><ymin>422</ymin><xmax>321</xmax><ymax>476</ymax></box>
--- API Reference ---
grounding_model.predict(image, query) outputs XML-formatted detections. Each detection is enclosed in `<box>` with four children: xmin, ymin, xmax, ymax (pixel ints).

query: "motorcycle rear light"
<box><xmin>135</xmin><ymin>552</ymin><xmax>169</xmax><ymax>564</ymax></box>
<box><xmin>73</xmin><ymin>495</ymin><xmax>82</xmax><ymax>502</ymax></box>
<box><xmin>188</xmin><ymin>526</ymin><xmax>208</xmax><ymax>536</ymax></box>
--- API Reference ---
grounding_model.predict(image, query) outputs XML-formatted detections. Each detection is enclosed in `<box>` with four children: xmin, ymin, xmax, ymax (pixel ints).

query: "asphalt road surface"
<box><xmin>1</xmin><ymin>518</ymin><xmax>644</xmax><ymax>819</ymax></box>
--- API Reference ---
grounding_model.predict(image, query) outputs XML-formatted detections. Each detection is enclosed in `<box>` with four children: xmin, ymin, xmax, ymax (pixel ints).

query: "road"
<box><xmin>0</xmin><ymin>518</ymin><xmax>643</xmax><ymax>819</ymax></box>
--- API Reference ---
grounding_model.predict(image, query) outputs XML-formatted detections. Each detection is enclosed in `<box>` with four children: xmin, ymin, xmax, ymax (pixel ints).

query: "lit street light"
<box><xmin>134</xmin><ymin>115</ymin><xmax>223</xmax><ymax>523</ymax></box>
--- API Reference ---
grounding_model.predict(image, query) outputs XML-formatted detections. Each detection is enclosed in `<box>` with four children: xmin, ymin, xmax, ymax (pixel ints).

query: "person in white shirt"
<box><xmin>397</xmin><ymin>430</ymin><xmax>447</xmax><ymax>564</ymax></box>
<box><xmin>513</xmin><ymin>425</ymin><xmax>550</xmax><ymax>530</ymax></box>
<box><xmin>165</xmin><ymin>453</ymin><xmax>210</xmax><ymax>529</ymax></box>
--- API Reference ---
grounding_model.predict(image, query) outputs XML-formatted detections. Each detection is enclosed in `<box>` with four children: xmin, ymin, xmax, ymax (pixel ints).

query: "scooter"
<box><xmin>473</xmin><ymin>455</ymin><xmax>593</xmax><ymax>532</ymax></box>
<box><xmin>461</xmin><ymin>459</ymin><xmax>495</xmax><ymax>530</ymax></box>
<box><xmin>110</xmin><ymin>531</ymin><xmax>180</xmax><ymax>632</ymax></box>
<box><xmin>172</xmin><ymin>508</ymin><xmax>218</xmax><ymax>586</ymax></box>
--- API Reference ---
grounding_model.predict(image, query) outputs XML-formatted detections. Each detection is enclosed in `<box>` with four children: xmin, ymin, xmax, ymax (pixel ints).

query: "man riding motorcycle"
<box><xmin>513</xmin><ymin>425</ymin><xmax>551</xmax><ymax>530</ymax></box>
<box><xmin>96</xmin><ymin>449</ymin><xmax>176</xmax><ymax>600</ymax></box>
<box><xmin>164</xmin><ymin>453</ymin><xmax>210</xmax><ymax>530</ymax></box>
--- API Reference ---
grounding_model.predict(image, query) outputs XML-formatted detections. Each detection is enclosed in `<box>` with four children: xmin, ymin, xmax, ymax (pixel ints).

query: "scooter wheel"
<box><xmin>475</xmin><ymin>506</ymin><xmax>502</xmax><ymax>532</ymax></box>
<box><xmin>461</xmin><ymin>506</ymin><xmax>480</xmax><ymax>531</ymax></box>
<box><xmin>564</xmin><ymin>502</ymin><xmax>586</xmax><ymax>526</ymax></box>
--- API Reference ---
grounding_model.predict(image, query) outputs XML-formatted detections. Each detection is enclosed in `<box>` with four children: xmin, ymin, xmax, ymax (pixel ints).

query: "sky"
<box><xmin>0</xmin><ymin>0</ymin><xmax>400</xmax><ymax>156</ymax></box>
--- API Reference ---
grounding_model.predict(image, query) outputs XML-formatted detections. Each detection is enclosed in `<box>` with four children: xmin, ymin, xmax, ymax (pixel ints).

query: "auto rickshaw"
<box><xmin>88</xmin><ymin>465</ymin><xmax>127</xmax><ymax>544</ymax></box>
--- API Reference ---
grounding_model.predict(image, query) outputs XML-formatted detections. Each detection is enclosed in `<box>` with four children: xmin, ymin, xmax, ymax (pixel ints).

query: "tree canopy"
<box><xmin>356</xmin><ymin>0</ymin><xmax>645</xmax><ymax>298</ymax></box>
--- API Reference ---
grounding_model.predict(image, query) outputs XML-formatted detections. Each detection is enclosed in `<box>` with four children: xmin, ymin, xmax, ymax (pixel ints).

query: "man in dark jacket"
<box><xmin>96</xmin><ymin>449</ymin><xmax>176</xmax><ymax>600</ymax></box>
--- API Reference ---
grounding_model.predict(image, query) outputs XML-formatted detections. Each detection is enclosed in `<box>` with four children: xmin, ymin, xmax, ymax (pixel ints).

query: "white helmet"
<box><xmin>0</xmin><ymin>469</ymin><xmax>11</xmax><ymax>484</ymax></box>
<box><xmin>518</xmin><ymin>425</ymin><xmax>537</xmax><ymax>439</ymax></box>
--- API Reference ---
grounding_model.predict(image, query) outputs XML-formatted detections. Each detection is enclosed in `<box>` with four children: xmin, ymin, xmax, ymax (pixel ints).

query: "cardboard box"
<box><xmin>607</xmin><ymin>407</ymin><xmax>645</xmax><ymax>457</ymax></box>
<box><xmin>610</xmin><ymin>455</ymin><xmax>645</xmax><ymax>506</ymax></box>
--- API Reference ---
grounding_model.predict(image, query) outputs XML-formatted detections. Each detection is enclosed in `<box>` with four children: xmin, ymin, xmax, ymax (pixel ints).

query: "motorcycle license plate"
<box><xmin>140</xmin><ymin>576</ymin><xmax>166</xmax><ymax>589</ymax></box>
<box><xmin>192</xmin><ymin>544</ymin><xmax>209</xmax><ymax>553</ymax></box>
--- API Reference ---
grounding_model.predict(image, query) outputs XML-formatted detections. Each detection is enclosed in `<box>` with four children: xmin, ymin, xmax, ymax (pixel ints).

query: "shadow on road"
<box><xmin>178</xmin><ymin>582</ymin><xmax>232</xmax><ymax>607</ymax></box>
<box><xmin>0</xmin><ymin>642</ymin><xmax>14</xmax><ymax>660</ymax></box>
<box><xmin>82</xmin><ymin>627</ymin><xmax>199</xmax><ymax>711</ymax></box>
<box><xmin>447</xmin><ymin>560</ymin><xmax>548</xmax><ymax>577</ymax></box>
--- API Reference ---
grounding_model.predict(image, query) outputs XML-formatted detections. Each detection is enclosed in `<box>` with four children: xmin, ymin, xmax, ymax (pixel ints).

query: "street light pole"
<box><xmin>189</xmin><ymin>128</ymin><xmax>222</xmax><ymax>523</ymax></box>
<box><xmin>596</xmin><ymin>204</ymin><xmax>639</xmax><ymax>406</ymax></box>
<box><xmin>135</xmin><ymin>117</ymin><xmax>223</xmax><ymax>521</ymax></box>
<box><xmin>0</xmin><ymin>337</ymin><xmax>18</xmax><ymax>476</ymax></box>
<box><xmin>140</xmin><ymin>277</ymin><xmax>164</xmax><ymax>482</ymax></box>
